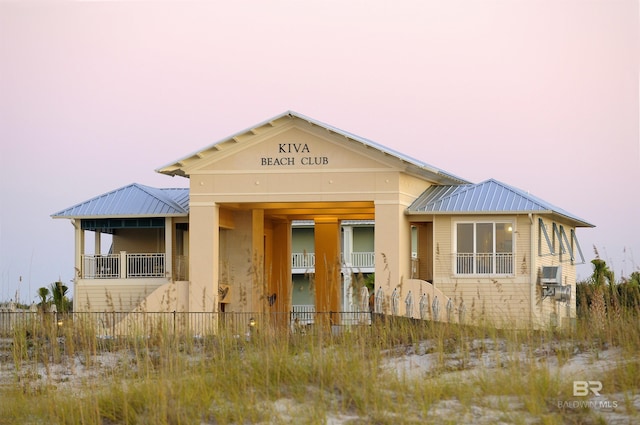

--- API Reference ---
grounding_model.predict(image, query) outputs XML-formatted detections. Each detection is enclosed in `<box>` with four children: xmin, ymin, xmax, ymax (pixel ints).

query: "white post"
<box><xmin>94</xmin><ymin>231</ymin><xmax>101</xmax><ymax>255</ymax></box>
<box><xmin>73</xmin><ymin>220</ymin><xmax>85</xmax><ymax>310</ymax></box>
<box><xmin>343</xmin><ymin>272</ymin><xmax>352</xmax><ymax>312</ymax></box>
<box><xmin>342</xmin><ymin>225</ymin><xmax>354</xmax><ymax>312</ymax></box>
<box><xmin>73</xmin><ymin>220</ymin><xmax>84</xmax><ymax>278</ymax></box>
<box><xmin>165</xmin><ymin>218</ymin><xmax>173</xmax><ymax>280</ymax></box>
<box><xmin>120</xmin><ymin>251</ymin><xmax>127</xmax><ymax>279</ymax></box>
<box><xmin>343</xmin><ymin>225</ymin><xmax>353</xmax><ymax>267</ymax></box>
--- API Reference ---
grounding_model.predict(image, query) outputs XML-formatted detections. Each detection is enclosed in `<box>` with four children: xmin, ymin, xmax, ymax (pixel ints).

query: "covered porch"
<box><xmin>74</xmin><ymin>218</ymin><xmax>189</xmax><ymax>281</ymax></box>
<box><xmin>52</xmin><ymin>183</ymin><xmax>190</xmax><ymax>312</ymax></box>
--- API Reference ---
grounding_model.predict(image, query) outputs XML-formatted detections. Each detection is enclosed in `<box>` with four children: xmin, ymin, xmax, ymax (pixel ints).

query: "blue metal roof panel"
<box><xmin>158</xmin><ymin>188</ymin><xmax>190</xmax><ymax>211</ymax></box>
<box><xmin>51</xmin><ymin>183</ymin><xmax>189</xmax><ymax>218</ymax></box>
<box><xmin>408</xmin><ymin>179</ymin><xmax>593</xmax><ymax>227</ymax></box>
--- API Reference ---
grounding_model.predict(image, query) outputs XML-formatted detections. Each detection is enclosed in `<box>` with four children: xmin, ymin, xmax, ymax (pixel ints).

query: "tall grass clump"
<box><xmin>2</xmin><ymin>261</ymin><xmax>640</xmax><ymax>423</ymax></box>
<box><xmin>1</xmin><ymin>310</ymin><xmax>639</xmax><ymax>424</ymax></box>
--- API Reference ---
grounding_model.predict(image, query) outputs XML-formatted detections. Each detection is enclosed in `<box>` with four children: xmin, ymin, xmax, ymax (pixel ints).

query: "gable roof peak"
<box><xmin>155</xmin><ymin>110</ymin><xmax>469</xmax><ymax>185</ymax></box>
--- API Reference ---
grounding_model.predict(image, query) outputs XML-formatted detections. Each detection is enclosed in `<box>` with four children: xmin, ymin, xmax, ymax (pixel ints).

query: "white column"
<box><xmin>94</xmin><ymin>231</ymin><xmax>101</xmax><ymax>255</ymax></box>
<box><xmin>343</xmin><ymin>226</ymin><xmax>353</xmax><ymax>267</ymax></box>
<box><xmin>73</xmin><ymin>220</ymin><xmax>85</xmax><ymax>276</ymax></box>
<box><xmin>120</xmin><ymin>251</ymin><xmax>127</xmax><ymax>279</ymax></box>
<box><xmin>73</xmin><ymin>220</ymin><xmax>85</xmax><ymax>306</ymax></box>
<box><xmin>343</xmin><ymin>272</ymin><xmax>352</xmax><ymax>312</ymax></box>
<box><xmin>164</xmin><ymin>217</ymin><xmax>173</xmax><ymax>280</ymax></box>
<box><xmin>342</xmin><ymin>225</ymin><xmax>354</xmax><ymax>311</ymax></box>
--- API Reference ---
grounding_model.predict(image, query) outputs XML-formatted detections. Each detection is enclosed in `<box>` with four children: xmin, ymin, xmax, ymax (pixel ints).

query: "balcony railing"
<box><xmin>455</xmin><ymin>252</ymin><xmax>513</xmax><ymax>275</ymax></box>
<box><xmin>82</xmin><ymin>253</ymin><xmax>167</xmax><ymax>279</ymax></box>
<box><xmin>291</xmin><ymin>252</ymin><xmax>316</xmax><ymax>269</ymax></box>
<box><xmin>83</xmin><ymin>254</ymin><xmax>120</xmax><ymax>279</ymax></box>
<box><xmin>127</xmin><ymin>254</ymin><xmax>165</xmax><ymax>278</ymax></box>
<box><xmin>349</xmin><ymin>252</ymin><xmax>375</xmax><ymax>268</ymax></box>
<box><xmin>291</xmin><ymin>252</ymin><xmax>376</xmax><ymax>269</ymax></box>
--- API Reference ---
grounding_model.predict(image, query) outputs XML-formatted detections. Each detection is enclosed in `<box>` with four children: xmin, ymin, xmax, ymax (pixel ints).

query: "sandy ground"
<box><xmin>378</xmin><ymin>339</ymin><xmax>640</xmax><ymax>424</ymax></box>
<box><xmin>1</xmin><ymin>337</ymin><xmax>638</xmax><ymax>424</ymax></box>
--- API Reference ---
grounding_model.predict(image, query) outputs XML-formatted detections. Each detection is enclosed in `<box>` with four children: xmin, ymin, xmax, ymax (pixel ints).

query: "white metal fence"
<box><xmin>82</xmin><ymin>253</ymin><xmax>166</xmax><ymax>279</ymax></box>
<box><xmin>455</xmin><ymin>253</ymin><xmax>513</xmax><ymax>275</ymax></box>
<box><xmin>291</xmin><ymin>252</ymin><xmax>376</xmax><ymax>269</ymax></box>
<box><xmin>291</xmin><ymin>253</ymin><xmax>315</xmax><ymax>269</ymax></box>
<box><xmin>349</xmin><ymin>252</ymin><xmax>375</xmax><ymax>268</ymax></box>
<box><xmin>83</xmin><ymin>254</ymin><xmax>120</xmax><ymax>279</ymax></box>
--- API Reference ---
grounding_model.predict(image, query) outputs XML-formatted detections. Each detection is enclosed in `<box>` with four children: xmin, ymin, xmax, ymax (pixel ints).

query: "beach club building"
<box><xmin>52</xmin><ymin>111</ymin><xmax>593</xmax><ymax>329</ymax></box>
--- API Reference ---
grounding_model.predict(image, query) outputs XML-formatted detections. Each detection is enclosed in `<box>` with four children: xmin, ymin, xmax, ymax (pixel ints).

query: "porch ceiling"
<box><xmin>226</xmin><ymin>201</ymin><xmax>375</xmax><ymax>220</ymax></box>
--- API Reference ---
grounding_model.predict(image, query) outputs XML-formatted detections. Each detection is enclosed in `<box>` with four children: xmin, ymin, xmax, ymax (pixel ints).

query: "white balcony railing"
<box><xmin>291</xmin><ymin>252</ymin><xmax>376</xmax><ymax>269</ymax></box>
<box><xmin>82</xmin><ymin>253</ymin><xmax>166</xmax><ymax>279</ymax></box>
<box><xmin>127</xmin><ymin>253</ymin><xmax>165</xmax><ymax>278</ymax></box>
<box><xmin>291</xmin><ymin>252</ymin><xmax>316</xmax><ymax>269</ymax></box>
<box><xmin>82</xmin><ymin>254</ymin><xmax>120</xmax><ymax>279</ymax></box>
<box><xmin>455</xmin><ymin>252</ymin><xmax>513</xmax><ymax>275</ymax></box>
<box><xmin>349</xmin><ymin>252</ymin><xmax>375</xmax><ymax>268</ymax></box>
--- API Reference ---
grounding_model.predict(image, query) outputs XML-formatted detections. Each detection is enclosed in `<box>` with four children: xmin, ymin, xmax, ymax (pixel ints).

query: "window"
<box><xmin>455</xmin><ymin>222</ymin><xmax>513</xmax><ymax>275</ymax></box>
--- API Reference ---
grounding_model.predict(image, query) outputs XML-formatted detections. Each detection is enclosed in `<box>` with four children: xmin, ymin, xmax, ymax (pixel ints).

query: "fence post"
<box><xmin>120</xmin><ymin>251</ymin><xmax>127</xmax><ymax>278</ymax></box>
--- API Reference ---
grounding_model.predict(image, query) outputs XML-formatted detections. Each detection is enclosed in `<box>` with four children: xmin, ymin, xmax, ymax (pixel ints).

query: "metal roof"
<box><xmin>408</xmin><ymin>179</ymin><xmax>594</xmax><ymax>227</ymax></box>
<box><xmin>155</xmin><ymin>110</ymin><xmax>470</xmax><ymax>185</ymax></box>
<box><xmin>52</xmin><ymin>179</ymin><xmax>592</xmax><ymax>228</ymax></box>
<box><xmin>51</xmin><ymin>183</ymin><xmax>189</xmax><ymax>219</ymax></box>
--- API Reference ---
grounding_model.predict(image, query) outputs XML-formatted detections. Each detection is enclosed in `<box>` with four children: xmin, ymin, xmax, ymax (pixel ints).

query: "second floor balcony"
<box><xmin>81</xmin><ymin>253</ymin><xmax>189</xmax><ymax>280</ymax></box>
<box><xmin>291</xmin><ymin>252</ymin><xmax>375</xmax><ymax>270</ymax></box>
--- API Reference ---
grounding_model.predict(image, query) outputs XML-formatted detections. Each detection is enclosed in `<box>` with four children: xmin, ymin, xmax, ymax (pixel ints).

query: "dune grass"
<box><xmin>0</xmin><ymin>309</ymin><xmax>638</xmax><ymax>425</ymax></box>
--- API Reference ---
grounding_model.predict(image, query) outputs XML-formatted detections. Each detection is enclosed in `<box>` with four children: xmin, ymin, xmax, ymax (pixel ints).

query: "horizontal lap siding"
<box><xmin>436</xmin><ymin>280</ymin><xmax>530</xmax><ymax>327</ymax></box>
<box><xmin>75</xmin><ymin>280</ymin><xmax>164</xmax><ymax>312</ymax></box>
<box><xmin>433</xmin><ymin>216</ymin><xmax>453</xmax><ymax>278</ymax></box>
<box><xmin>534</xmin><ymin>216</ymin><xmax>577</xmax><ymax>326</ymax></box>
<box><xmin>432</xmin><ymin>215</ymin><xmax>533</xmax><ymax>327</ymax></box>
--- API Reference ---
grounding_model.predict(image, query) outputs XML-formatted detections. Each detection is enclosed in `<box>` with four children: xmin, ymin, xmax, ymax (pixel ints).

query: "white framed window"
<box><xmin>455</xmin><ymin>221</ymin><xmax>514</xmax><ymax>275</ymax></box>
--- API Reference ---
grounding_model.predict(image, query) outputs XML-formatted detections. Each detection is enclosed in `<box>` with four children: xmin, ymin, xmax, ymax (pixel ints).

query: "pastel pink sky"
<box><xmin>1</xmin><ymin>1</ymin><xmax>638</xmax><ymax>302</ymax></box>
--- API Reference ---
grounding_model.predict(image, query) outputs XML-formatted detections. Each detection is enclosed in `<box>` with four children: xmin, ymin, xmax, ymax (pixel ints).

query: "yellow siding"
<box><xmin>433</xmin><ymin>215</ymin><xmax>452</xmax><ymax>278</ymax></box>
<box><xmin>431</xmin><ymin>215</ymin><xmax>534</xmax><ymax>327</ymax></box>
<box><xmin>533</xmin><ymin>215</ymin><xmax>577</xmax><ymax>327</ymax></box>
<box><xmin>75</xmin><ymin>279</ymin><xmax>167</xmax><ymax>312</ymax></box>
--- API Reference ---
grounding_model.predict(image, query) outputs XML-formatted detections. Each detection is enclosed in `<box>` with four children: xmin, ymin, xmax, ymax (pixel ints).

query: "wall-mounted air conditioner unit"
<box><xmin>541</xmin><ymin>266</ymin><xmax>562</xmax><ymax>285</ymax></box>
<box><xmin>540</xmin><ymin>266</ymin><xmax>570</xmax><ymax>303</ymax></box>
